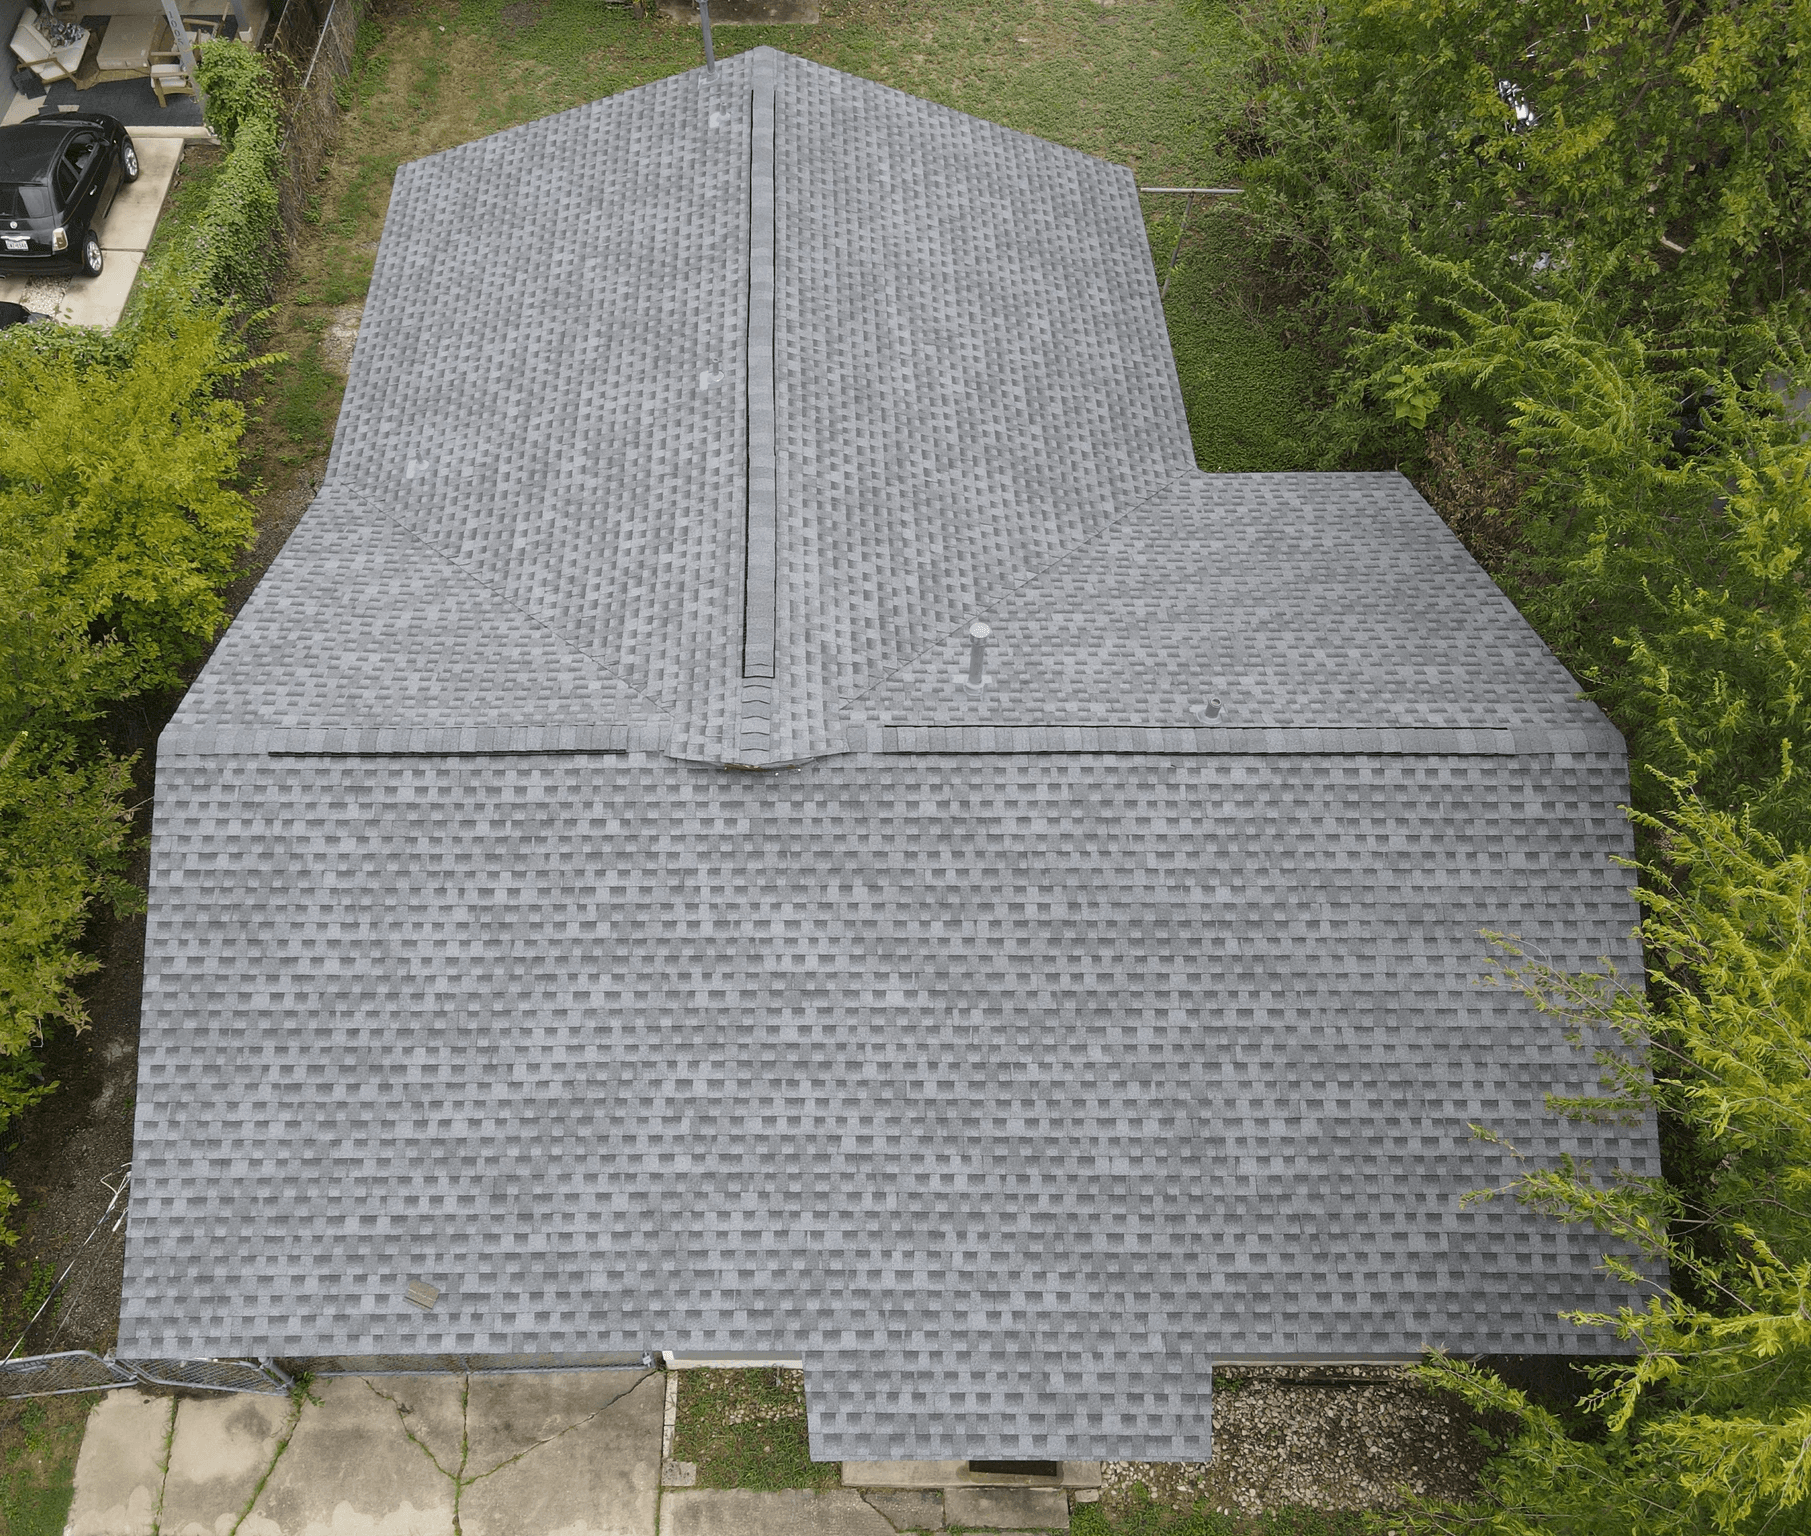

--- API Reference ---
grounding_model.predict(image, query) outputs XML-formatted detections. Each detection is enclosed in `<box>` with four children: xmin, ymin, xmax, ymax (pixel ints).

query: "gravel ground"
<box><xmin>716</xmin><ymin>1367</ymin><xmax>811</xmax><ymax>1427</ymax></box>
<box><xmin>1101</xmin><ymin>1365</ymin><xmax>1503</xmax><ymax>1517</ymax></box>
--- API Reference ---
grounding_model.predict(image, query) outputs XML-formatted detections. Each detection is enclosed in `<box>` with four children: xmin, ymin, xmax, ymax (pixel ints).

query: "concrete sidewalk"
<box><xmin>0</xmin><ymin>133</ymin><xmax>185</xmax><ymax>329</ymax></box>
<box><xmin>66</xmin><ymin>1371</ymin><xmax>1079</xmax><ymax>1535</ymax></box>
<box><xmin>68</xmin><ymin>1370</ymin><xmax>663</xmax><ymax>1536</ymax></box>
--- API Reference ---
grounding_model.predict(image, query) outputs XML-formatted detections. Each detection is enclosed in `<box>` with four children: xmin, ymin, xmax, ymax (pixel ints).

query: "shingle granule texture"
<box><xmin>122</xmin><ymin>48</ymin><xmax>1661</xmax><ymax>1462</ymax></box>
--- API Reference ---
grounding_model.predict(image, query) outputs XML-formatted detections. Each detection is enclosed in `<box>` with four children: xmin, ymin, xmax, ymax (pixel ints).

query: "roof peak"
<box><xmin>171</xmin><ymin>59</ymin><xmax>1610</xmax><ymax>768</ymax></box>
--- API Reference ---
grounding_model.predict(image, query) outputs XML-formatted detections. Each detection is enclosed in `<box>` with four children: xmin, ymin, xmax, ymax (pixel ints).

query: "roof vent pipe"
<box><xmin>699</xmin><ymin>0</ymin><xmax>716</xmax><ymax>72</ymax></box>
<box><xmin>964</xmin><ymin>622</ymin><xmax>991</xmax><ymax>692</ymax></box>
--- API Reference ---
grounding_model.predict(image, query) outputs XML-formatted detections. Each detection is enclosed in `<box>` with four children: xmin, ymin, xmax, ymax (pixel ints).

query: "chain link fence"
<box><xmin>264</xmin><ymin>0</ymin><xmax>363</xmax><ymax>242</ymax></box>
<box><xmin>128</xmin><ymin>1358</ymin><xmax>295</xmax><ymax>1394</ymax></box>
<box><xmin>295</xmin><ymin>1351</ymin><xmax>651</xmax><ymax>1377</ymax></box>
<box><xmin>0</xmin><ymin>1351</ymin><xmax>137</xmax><ymax>1399</ymax></box>
<box><xmin>0</xmin><ymin>1349</ymin><xmax>647</xmax><ymax>1398</ymax></box>
<box><xmin>266</xmin><ymin>0</ymin><xmax>336</xmax><ymax>62</ymax></box>
<box><xmin>0</xmin><ymin>1353</ymin><xmax>294</xmax><ymax>1398</ymax></box>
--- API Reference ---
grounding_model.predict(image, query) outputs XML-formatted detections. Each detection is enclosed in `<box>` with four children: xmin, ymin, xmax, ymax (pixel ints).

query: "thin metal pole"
<box><xmin>699</xmin><ymin>0</ymin><xmax>715</xmax><ymax>72</ymax></box>
<box><xmin>1160</xmin><ymin>191</ymin><xmax>1193</xmax><ymax>302</ymax></box>
<box><xmin>298</xmin><ymin>0</ymin><xmax>337</xmax><ymax>95</ymax></box>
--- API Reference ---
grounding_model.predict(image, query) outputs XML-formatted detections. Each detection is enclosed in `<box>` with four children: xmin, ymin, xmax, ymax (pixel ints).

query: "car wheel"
<box><xmin>121</xmin><ymin>139</ymin><xmax>140</xmax><ymax>182</ymax></box>
<box><xmin>80</xmin><ymin>231</ymin><xmax>103</xmax><ymax>278</ymax></box>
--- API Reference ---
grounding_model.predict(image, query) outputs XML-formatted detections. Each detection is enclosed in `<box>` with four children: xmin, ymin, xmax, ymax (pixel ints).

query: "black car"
<box><xmin>0</xmin><ymin>112</ymin><xmax>139</xmax><ymax>278</ymax></box>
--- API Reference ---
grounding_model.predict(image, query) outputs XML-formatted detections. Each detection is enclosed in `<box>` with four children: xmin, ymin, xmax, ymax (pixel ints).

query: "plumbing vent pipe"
<box><xmin>964</xmin><ymin>622</ymin><xmax>991</xmax><ymax>691</ymax></box>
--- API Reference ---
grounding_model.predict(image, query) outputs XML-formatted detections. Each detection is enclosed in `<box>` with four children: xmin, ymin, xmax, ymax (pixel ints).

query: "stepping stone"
<box><xmin>663</xmin><ymin>1488</ymin><xmax>896</xmax><ymax>1535</ymax></box>
<box><xmin>944</xmin><ymin>1486</ymin><xmax>1070</xmax><ymax>1530</ymax></box>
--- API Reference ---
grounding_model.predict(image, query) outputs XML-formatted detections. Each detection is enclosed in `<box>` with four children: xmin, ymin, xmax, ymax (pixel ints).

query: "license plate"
<box><xmin>2</xmin><ymin>239</ymin><xmax>25</xmax><ymax>252</ymax></box>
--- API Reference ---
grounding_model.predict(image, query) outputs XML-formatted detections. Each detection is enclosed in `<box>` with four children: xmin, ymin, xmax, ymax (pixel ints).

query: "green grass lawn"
<box><xmin>251</xmin><ymin>0</ymin><xmax>1310</xmax><ymax>494</ymax></box>
<box><xmin>669</xmin><ymin>1368</ymin><xmax>840</xmax><ymax>1490</ymax></box>
<box><xmin>0</xmin><ymin>1394</ymin><xmax>97</xmax><ymax>1536</ymax></box>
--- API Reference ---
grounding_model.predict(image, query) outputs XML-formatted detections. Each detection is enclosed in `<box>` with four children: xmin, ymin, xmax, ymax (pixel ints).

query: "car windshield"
<box><xmin>0</xmin><ymin>182</ymin><xmax>54</xmax><ymax>221</ymax></box>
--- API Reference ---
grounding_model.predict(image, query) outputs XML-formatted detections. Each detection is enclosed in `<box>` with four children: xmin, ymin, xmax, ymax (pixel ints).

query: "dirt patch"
<box><xmin>1101</xmin><ymin>1366</ymin><xmax>1509</xmax><ymax>1517</ymax></box>
<box><xmin>319</xmin><ymin>301</ymin><xmax>366</xmax><ymax>377</ymax></box>
<box><xmin>0</xmin><ymin>805</ymin><xmax>152</xmax><ymax>1485</ymax></box>
<box><xmin>0</xmin><ymin>836</ymin><xmax>148</xmax><ymax>1369</ymax></box>
<box><xmin>499</xmin><ymin>1</ymin><xmax>544</xmax><ymax>27</ymax></box>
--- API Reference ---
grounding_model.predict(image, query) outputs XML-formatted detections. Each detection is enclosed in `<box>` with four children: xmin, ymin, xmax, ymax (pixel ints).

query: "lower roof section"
<box><xmin>123</xmin><ymin>749</ymin><xmax>1656</xmax><ymax>1459</ymax></box>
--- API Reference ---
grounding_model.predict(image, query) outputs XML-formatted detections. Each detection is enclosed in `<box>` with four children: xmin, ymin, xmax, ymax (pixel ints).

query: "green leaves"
<box><xmin>0</xmin><ymin>270</ymin><xmax>257</xmax><ymax>1237</ymax></box>
<box><xmin>1222</xmin><ymin>3</ymin><xmax>1811</xmax><ymax>1530</ymax></box>
<box><xmin>1411</xmin><ymin>797</ymin><xmax>1811</xmax><ymax>1534</ymax></box>
<box><xmin>0</xmin><ymin>278</ymin><xmax>257</xmax><ymax>735</ymax></box>
<box><xmin>1383</xmin><ymin>363</ymin><xmax>1441</xmax><ymax>427</ymax></box>
<box><xmin>0</xmin><ymin>735</ymin><xmax>139</xmax><ymax>1059</ymax></box>
<box><xmin>178</xmin><ymin>43</ymin><xmax>286</xmax><ymax>306</ymax></box>
<box><xmin>194</xmin><ymin>37</ymin><xmax>281</xmax><ymax>155</ymax></box>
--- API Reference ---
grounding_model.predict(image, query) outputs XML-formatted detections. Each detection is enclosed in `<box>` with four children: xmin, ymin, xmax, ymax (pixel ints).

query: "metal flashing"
<box><xmin>741</xmin><ymin>49</ymin><xmax>779</xmax><ymax>684</ymax></box>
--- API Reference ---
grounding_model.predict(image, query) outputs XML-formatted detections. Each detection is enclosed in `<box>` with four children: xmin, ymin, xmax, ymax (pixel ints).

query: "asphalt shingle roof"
<box><xmin>122</xmin><ymin>48</ymin><xmax>1660</xmax><ymax>1461</ymax></box>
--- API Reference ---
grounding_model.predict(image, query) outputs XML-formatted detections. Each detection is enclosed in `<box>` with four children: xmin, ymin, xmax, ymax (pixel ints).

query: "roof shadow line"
<box><xmin>329</xmin><ymin>481</ymin><xmax>678</xmax><ymax>726</ymax></box>
<box><xmin>834</xmin><ymin>467</ymin><xmax>1202</xmax><ymax>715</ymax></box>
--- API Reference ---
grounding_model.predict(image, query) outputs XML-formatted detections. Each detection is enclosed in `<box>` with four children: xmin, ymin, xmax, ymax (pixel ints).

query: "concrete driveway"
<box><xmin>0</xmin><ymin>132</ymin><xmax>187</xmax><ymax>329</ymax></box>
<box><xmin>68</xmin><ymin>1370</ymin><xmax>664</xmax><ymax>1536</ymax></box>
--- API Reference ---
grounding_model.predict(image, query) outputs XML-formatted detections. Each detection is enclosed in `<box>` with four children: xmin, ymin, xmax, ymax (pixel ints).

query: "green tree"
<box><xmin>1342</xmin><ymin>268</ymin><xmax>1811</xmax><ymax>842</ymax></box>
<box><xmin>1407</xmin><ymin>794</ymin><xmax>1811</xmax><ymax>1534</ymax></box>
<box><xmin>0</xmin><ymin>278</ymin><xmax>257</xmax><ymax>728</ymax></box>
<box><xmin>1212</xmin><ymin>1</ymin><xmax>1811</xmax><ymax>1526</ymax></box>
<box><xmin>1218</xmin><ymin>0</ymin><xmax>1811</xmax><ymax>835</ymax></box>
<box><xmin>1226</xmin><ymin>0</ymin><xmax>1811</xmax><ymax>360</ymax></box>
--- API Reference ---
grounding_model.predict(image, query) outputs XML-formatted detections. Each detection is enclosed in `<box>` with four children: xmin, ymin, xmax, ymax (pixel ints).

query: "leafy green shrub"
<box><xmin>195</xmin><ymin>36</ymin><xmax>280</xmax><ymax>153</ymax></box>
<box><xmin>0</xmin><ymin>277</ymin><xmax>259</xmax><ymax>712</ymax></box>
<box><xmin>0</xmin><ymin>274</ymin><xmax>257</xmax><ymax>1233</ymax></box>
<box><xmin>182</xmin><ymin>40</ymin><xmax>286</xmax><ymax>305</ymax></box>
<box><xmin>193</xmin><ymin>110</ymin><xmax>285</xmax><ymax>305</ymax></box>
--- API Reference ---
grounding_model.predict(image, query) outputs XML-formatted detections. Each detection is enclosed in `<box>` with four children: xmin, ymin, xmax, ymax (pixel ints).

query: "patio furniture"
<box><xmin>95</xmin><ymin>12</ymin><xmax>162</xmax><ymax>73</ymax></box>
<box><xmin>149</xmin><ymin>17</ymin><xmax>219</xmax><ymax>107</ymax></box>
<box><xmin>9</xmin><ymin>7</ymin><xmax>88</xmax><ymax>84</ymax></box>
<box><xmin>149</xmin><ymin>48</ymin><xmax>195</xmax><ymax>106</ymax></box>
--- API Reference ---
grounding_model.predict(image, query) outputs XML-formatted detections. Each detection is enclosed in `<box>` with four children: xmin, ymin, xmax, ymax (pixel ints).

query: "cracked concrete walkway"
<box><xmin>67</xmin><ymin>1370</ymin><xmax>663</xmax><ymax>1536</ymax></box>
<box><xmin>66</xmin><ymin>1373</ymin><xmax>1073</xmax><ymax>1535</ymax></box>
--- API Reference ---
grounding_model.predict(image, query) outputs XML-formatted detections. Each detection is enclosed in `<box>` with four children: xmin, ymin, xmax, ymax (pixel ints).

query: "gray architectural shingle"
<box><xmin>121</xmin><ymin>46</ymin><xmax>1661</xmax><ymax>1461</ymax></box>
<box><xmin>128</xmin><ymin>751</ymin><xmax>1646</xmax><ymax>1459</ymax></box>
